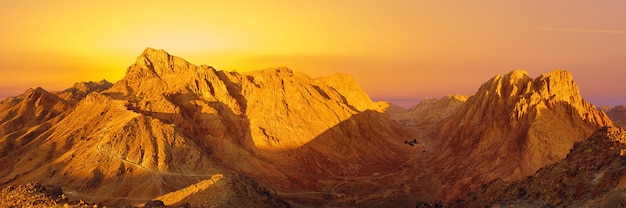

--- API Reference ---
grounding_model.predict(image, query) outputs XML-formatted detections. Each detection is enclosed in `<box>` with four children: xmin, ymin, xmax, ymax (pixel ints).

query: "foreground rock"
<box><xmin>454</xmin><ymin>126</ymin><xmax>626</xmax><ymax>207</ymax></box>
<box><xmin>0</xmin><ymin>182</ymin><xmax>67</xmax><ymax>208</ymax></box>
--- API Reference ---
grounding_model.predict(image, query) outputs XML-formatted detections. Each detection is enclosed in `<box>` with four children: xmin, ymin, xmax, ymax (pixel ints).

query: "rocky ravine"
<box><xmin>385</xmin><ymin>95</ymin><xmax>467</xmax><ymax>138</ymax></box>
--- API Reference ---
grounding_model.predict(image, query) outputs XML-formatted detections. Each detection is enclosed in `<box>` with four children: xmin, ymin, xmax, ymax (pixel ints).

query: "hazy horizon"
<box><xmin>1</xmin><ymin>1</ymin><xmax>625</xmax><ymax>107</ymax></box>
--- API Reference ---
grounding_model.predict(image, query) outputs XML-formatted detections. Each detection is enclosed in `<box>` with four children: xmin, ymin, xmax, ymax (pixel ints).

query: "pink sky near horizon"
<box><xmin>0</xmin><ymin>1</ymin><xmax>625</xmax><ymax>108</ymax></box>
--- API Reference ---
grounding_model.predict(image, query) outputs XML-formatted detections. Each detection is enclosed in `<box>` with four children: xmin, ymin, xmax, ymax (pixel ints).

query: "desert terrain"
<box><xmin>1</xmin><ymin>48</ymin><xmax>625</xmax><ymax>207</ymax></box>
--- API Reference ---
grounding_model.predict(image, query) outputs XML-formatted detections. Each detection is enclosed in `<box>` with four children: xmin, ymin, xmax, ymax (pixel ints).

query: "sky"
<box><xmin>1</xmin><ymin>1</ymin><xmax>625</xmax><ymax>108</ymax></box>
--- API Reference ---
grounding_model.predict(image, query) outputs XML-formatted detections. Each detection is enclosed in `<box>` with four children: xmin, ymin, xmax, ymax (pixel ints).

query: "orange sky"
<box><xmin>1</xmin><ymin>1</ymin><xmax>625</xmax><ymax>107</ymax></box>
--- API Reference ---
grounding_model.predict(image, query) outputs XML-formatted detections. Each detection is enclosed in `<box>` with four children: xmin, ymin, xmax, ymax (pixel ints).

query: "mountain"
<box><xmin>606</xmin><ymin>105</ymin><xmax>626</xmax><ymax>128</ymax></box>
<box><xmin>453</xmin><ymin>126</ymin><xmax>626</xmax><ymax>207</ymax></box>
<box><xmin>428</xmin><ymin>70</ymin><xmax>615</xmax><ymax>201</ymax></box>
<box><xmin>1</xmin><ymin>48</ymin><xmax>621</xmax><ymax>207</ymax></box>
<box><xmin>0</xmin><ymin>87</ymin><xmax>69</xmax><ymax>148</ymax></box>
<box><xmin>54</xmin><ymin>80</ymin><xmax>113</xmax><ymax>103</ymax></box>
<box><xmin>0</xmin><ymin>80</ymin><xmax>112</xmax><ymax>154</ymax></box>
<box><xmin>386</xmin><ymin>95</ymin><xmax>468</xmax><ymax>137</ymax></box>
<box><xmin>0</xmin><ymin>48</ymin><xmax>427</xmax><ymax>207</ymax></box>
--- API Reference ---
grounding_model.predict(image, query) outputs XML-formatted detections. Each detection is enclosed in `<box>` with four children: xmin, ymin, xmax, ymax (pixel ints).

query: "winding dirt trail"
<box><xmin>95</xmin><ymin>126</ymin><xmax>217</xmax><ymax>178</ymax></box>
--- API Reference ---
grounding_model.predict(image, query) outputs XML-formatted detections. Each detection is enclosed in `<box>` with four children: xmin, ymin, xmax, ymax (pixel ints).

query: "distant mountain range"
<box><xmin>1</xmin><ymin>48</ymin><xmax>623</xmax><ymax>207</ymax></box>
<box><xmin>602</xmin><ymin>105</ymin><xmax>626</xmax><ymax>128</ymax></box>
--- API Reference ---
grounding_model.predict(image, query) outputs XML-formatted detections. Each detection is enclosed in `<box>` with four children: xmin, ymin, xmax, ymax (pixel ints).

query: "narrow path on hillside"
<box><xmin>95</xmin><ymin>125</ymin><xmax>216</xmax><ymax>178</ymax></box>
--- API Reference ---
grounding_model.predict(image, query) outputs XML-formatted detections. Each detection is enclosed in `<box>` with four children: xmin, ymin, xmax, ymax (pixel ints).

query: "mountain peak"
<box><xmin>504</xmin><ymin>69</ymin><xmax>529</xmax><ymax>78</ymax></box>
<box><xmin>23</xmin><ymin>87</ymin><xmax>58</xmax><ymax>103</ymax></box>
<box><xmin>477</xmin><ymin>69</ymin><xmax>580</xmax><ymax>104</ymax></box>
<box><xmin>541</xmin><ymin>69</ymin><xmax>571</xmax><ymax>79</ymax></box>
<box><xmin>142</xmin><ymin>47</ymin><xmax>165</xmax><ymax>54</ymax></box>
<box><xmin>432</xmin><ymin>69</ymin><xmax>614</xmax><ymax>201</ymax></box>
<box><xmin>534</xmin><ymin>69</ymin><xmax>578</xmax><ymax>102</ymax></box>
<box><xmin>123</xmin><ymin>48</ymin><xmax>198</xmax><ymax>82</ymax></box>
<box><xmin>478</xmin><ymin>69</ymin><xmax>532</xmax><ymax>100</ymax></box>
<box><xmin>138</xmin><ymin>47</ymin><xmax>171</xmax><ymax>63</ymax></box>
<box><xmin>134</xmin><ymin>47</ymin><xmax>174</xmax><ymax>70</ymax></box>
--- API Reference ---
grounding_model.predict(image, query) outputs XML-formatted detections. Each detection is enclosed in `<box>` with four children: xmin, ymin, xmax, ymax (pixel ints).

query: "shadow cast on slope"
<box><xmin>248</xmin><ymin>110</ymin><xmax>435</xmax><ymax>207</ymax></box>
<box><xmin>138</xmin><ymin>88</ymin><xmax>429</xmax><ymax>207</ymax></box>
<box><xmin>1</xmin><ymin>88</ymin><xmax>432</xmax><ymax>207</ymax></box>
<box><xmin>0</xmin><ymin>91</ymin><xmax>255</xmax><ymax>206</ymax></box>
<box><xmin>146</xmin><ymin>90</ymin><xmax>432</xmax><ymax>207</ymax></box>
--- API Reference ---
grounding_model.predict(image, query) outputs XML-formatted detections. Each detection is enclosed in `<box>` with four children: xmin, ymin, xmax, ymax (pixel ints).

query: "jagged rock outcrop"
<box><xmin>606</xmin><ymin>105</ymin><xmax>626</xmax><ymax>128</ymax></box>
<box><xmin>453</xmin><ymin>126</ymin><xmax>626</xmax><ymax>207</ymax></box>
<box><xmin>0</xmin><ymin>48</ymin><xmax>420</xmax><ymax>207</ymax></box>
<box><xmin>430</xmin><ymin>70</ymin><xmax>615</xmax><ymax>201</ymax></box>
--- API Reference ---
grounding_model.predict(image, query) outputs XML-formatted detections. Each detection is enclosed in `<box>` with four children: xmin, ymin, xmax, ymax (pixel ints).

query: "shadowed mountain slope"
<box><xmin>0</xmin><ymin>48</ymin><xmax>421</xmax><ymax>207</ymax></box>
<box><xmin>1</xmin><ymin>48</ymin><xmax>620</xmax><ymax>207</ymax></box>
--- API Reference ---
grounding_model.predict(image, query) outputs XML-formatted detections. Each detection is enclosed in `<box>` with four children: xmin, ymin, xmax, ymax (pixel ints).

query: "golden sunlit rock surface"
<box><xmin>0</xmin><ymin>48</ymin><xmax>425</xmax><ymax>207</ymax></box>
<box><xmin>428</xmin><ymin>69</ymin><xmax>615</xmax><ymax>201</ymax></box>
<box><xmin>1</xmin><ymin>48</ymin><xmax>624</xmax><ymax>207</ymax></box>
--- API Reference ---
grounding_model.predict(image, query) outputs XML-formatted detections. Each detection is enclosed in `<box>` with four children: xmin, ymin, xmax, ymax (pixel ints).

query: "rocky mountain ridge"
<box><xmin>0</xmin><ymin>48</ymin><xmax>423</xmax><ymax>207</ymax></box>
<box><xmin>0</xmin><ymin>48</ymin><xmax>622</xmax><ymax>207</ymax></box>
<box><xmin>427</xmin><ymin>69</ymin><xmax>615</xmax><ymax>201</ymax></box>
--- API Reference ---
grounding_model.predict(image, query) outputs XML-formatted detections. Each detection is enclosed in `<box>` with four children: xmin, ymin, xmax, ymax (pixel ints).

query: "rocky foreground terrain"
<box><xmin>1</xmin><ymin>48</ymin><xmax>623</xmax><ymax>207</ymax></box>
<box><xmin>454</xmin><ymin>126</ymin><xmax>626</xmax><ymax>207</ymax></box>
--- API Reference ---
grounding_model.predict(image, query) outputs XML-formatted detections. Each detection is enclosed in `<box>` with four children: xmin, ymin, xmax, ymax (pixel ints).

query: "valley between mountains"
<box><xmin>1</xmin><ymin>48</ymin><xmax>625</xmax><ymax>207</ymax></box>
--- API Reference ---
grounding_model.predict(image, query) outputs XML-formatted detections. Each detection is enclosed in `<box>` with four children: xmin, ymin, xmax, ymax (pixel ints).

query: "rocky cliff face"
<box><xmin>0</xmin><ymin>48</ymin><xmax>420</xmax><ymax>207</ymax></box>
<box><xmin>430</xmin><ymin>70</ymin><xmax>615</xmax><ymax>201</ymax></box>
<box><xmin>2</xmin><ymin>48</ymin><xmax>618</xmax><ymax>207</ymax></box>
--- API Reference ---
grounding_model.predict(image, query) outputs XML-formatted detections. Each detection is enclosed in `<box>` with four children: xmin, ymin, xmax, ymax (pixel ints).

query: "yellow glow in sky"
<box><xmin>1</xmin><ymin>1</ymin><xmax>625</xmax><ymax>107</ymax></box>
